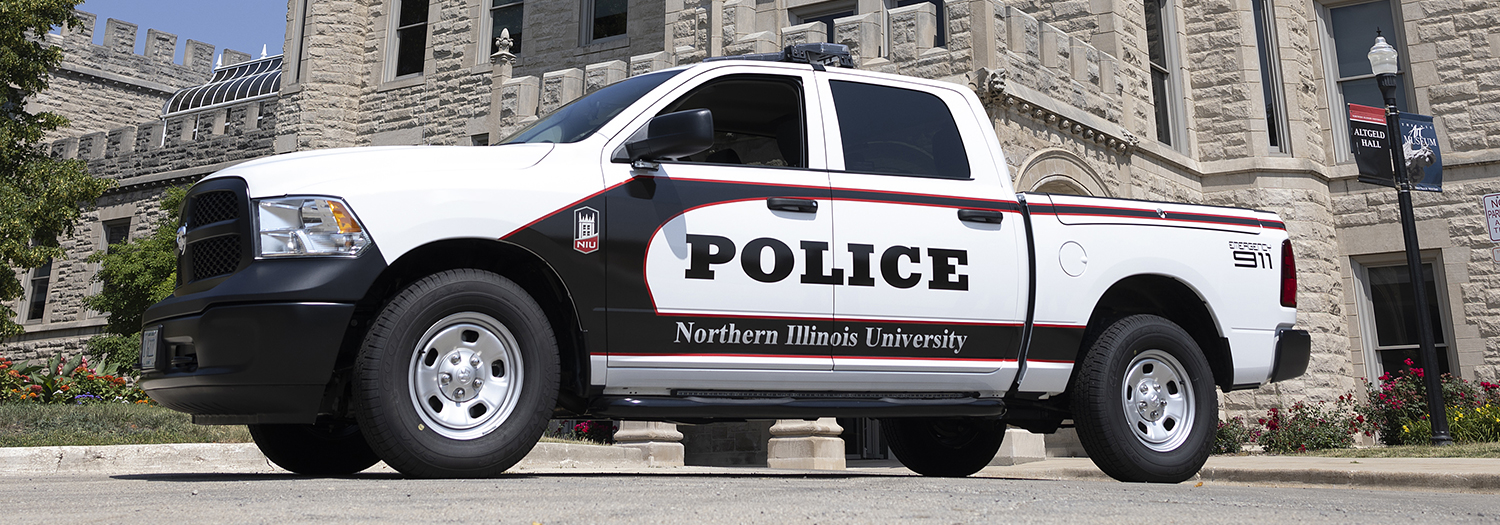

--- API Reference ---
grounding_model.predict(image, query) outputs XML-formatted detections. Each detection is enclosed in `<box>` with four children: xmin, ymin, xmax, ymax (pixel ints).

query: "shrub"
<box><xmin>1360</xmin><ymin>359</ymin><xmax>1499</xmax><ymax>445</ymax></box>
<box><xmin>1255</xmin><ymin>395</ymin><xmax>1363</xmax><ymax>454</ymax></box>
<box><xmin>1213</xmin><ymin>415</ymin><xmax>1256</xmax><ymax>454</ymax></box>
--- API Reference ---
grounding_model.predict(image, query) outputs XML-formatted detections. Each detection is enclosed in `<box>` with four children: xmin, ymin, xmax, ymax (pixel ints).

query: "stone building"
<box><xmin>7</xmin><ymin>0</ymin><xmax>1498</xmax><ymax>462</ymax></box>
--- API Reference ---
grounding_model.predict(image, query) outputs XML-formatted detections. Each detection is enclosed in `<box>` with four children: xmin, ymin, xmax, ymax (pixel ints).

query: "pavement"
<box><xmin>3</xmin><ymin>443</ymin><xmax>1497</xmax><ymax>493</ymax></box>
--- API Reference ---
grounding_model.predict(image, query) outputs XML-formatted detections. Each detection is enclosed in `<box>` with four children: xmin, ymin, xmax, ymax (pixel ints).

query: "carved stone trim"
<box><xmin>968</xmin><ymin>67</ymin><xmax>1137</xmax><ymax>156</ymax></box>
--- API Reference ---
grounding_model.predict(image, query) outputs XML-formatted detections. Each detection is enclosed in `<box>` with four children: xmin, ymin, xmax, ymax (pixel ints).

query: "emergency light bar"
<box><xmin>704</xmin><ymin>43</ymin><xmax>855</xmax><ymax>70</ymax></box>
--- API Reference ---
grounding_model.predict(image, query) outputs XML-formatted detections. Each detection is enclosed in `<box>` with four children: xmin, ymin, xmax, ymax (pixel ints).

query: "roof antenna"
<box><xmin>261</xmin><ymin>44</ymin><xmax>267</xmax><ymax>58</ymax></box>
<box><xmin>215</xmin><ymin>53</ymin><xmax>222</xmax><ymax>68</ymax></box>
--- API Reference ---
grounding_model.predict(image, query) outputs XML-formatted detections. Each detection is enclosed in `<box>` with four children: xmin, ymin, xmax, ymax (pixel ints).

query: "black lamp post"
<box><xmin>1367</xmin><ymin>33</ymin><xmax>1452</xmax><ymax>446</ymax></box>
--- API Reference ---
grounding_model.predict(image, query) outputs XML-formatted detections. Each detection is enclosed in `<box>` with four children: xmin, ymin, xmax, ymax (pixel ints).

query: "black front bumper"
<box><xmin>139</xmin><ymin>247</ymin><xmax>386</xmax><ymax>425</ymax></box>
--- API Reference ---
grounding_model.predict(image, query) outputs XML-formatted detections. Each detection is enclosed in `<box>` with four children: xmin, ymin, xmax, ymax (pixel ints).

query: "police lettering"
<box><xmin>684</xmin><ymin>234</ymin><xmax>968</xmax><ymax>290</ymax></box>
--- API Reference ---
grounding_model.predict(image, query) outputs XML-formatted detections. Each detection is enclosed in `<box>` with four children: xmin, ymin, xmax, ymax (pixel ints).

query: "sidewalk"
<box><xmin>3</xmin><ymin>443</ymin><xmax>1497</xmax><ymax>493</ymax></box>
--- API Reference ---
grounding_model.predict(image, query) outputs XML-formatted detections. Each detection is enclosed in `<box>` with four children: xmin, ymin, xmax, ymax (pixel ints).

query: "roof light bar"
<box><xmin>704</xmin><ymin>43</ymin><xmax>855</xmax><ymax>70</ymax></box>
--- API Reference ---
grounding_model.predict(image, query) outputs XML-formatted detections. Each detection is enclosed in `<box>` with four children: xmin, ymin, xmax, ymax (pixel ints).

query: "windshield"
<box><xmin>503</xmin><ymin>69</ymin><xmax>684</xmax><ymax>144</ymax></box>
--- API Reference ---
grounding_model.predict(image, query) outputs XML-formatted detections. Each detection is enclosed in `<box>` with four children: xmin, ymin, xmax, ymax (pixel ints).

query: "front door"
<box><xmin>604</xmin><ymin>69</ymin><xmax>838</xmax><ymax>372</ymax></box>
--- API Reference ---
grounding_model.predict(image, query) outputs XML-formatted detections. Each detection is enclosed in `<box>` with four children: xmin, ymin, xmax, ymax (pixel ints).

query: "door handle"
<box><xmin>767</xmin><ymin>197</ymin><xmax>818</xmax><ymax>213</ymax></box>
<box><xmin>957</xmin><ymin>209</ymin><xmax>1005</xmax><ymax>224</ymax></box>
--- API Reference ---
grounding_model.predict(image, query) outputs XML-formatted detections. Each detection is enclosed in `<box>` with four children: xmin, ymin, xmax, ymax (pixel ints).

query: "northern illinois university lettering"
<box><xmin>683</xmin><ymin>234</ymin><xmax>969</xmax><ymax>290</ymax></box>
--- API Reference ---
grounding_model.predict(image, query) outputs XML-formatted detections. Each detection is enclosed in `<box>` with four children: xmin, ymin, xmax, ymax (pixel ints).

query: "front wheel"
<box><xmin>883</xmin><ymin>417</ymin><xmax>1004</xmax><ymax>477</ymax></box>
<box><xmin>1070</xmin><ymin>314</ymin><xmax>1216</xmax><ymax>483</ymax></box>
<box><xmin>353</xmin><ymin>269</ymin><xmax>559</xmax><ymax>478</ymax></box>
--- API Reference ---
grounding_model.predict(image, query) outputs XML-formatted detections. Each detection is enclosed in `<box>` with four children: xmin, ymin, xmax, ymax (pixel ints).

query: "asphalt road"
<box><xmin>6</xmin><ymin>467</ymin><xmax>1496</xmax><ymax>523</ymax></box>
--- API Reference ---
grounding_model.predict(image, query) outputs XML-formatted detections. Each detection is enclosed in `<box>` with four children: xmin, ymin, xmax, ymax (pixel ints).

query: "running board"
<box><xmin>589</xmin><ymin>395</ymin><xmax>1006</xmax><ymax>420</ymax></box>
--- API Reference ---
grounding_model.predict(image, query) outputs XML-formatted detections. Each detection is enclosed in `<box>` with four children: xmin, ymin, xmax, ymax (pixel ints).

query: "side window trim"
<box><xmin>817</xmin><ymin>75</ymin><xmax>977</xmax><ymax>181</ymax></box>
<box><xmin>604</xmin><ymin>67</ymin><xmax>828</xmax><ymax>171</ymax></box>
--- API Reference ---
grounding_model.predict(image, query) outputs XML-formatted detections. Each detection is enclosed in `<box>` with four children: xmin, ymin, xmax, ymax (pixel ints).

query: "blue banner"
<box><xmin>1400</xmin><ymin>113</ymin><xmax>1443</xmax><ymax>192</ymax></box>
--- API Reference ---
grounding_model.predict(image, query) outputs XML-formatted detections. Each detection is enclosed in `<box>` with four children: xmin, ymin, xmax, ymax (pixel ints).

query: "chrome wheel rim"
<box><xmin>1121</xmin><ymin>349</ymin><xmax>1194</xmax><ymax>452</ymax></box>
<box><xmin>409</xmin><ymin>312</ymin><xmax>524</xmax><ymax>440</ymax></box>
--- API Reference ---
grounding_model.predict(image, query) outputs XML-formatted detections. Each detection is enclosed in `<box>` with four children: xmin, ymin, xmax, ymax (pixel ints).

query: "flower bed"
<box><xmin>0</xmin><ymin>355</ymin><xmax>150</xmax><ymax>405</ymax></box>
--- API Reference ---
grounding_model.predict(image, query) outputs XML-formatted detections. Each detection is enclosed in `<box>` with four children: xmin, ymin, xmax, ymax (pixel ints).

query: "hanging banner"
<box><xmin>1350</xmin><ymin>104</ymin><xmax>1394</xmax><ymax>188</ymax></box>
<box><xmin>1351</xmin><ymin>103</ymin><xmax>1444</xmax><ymax>191</ymax></box>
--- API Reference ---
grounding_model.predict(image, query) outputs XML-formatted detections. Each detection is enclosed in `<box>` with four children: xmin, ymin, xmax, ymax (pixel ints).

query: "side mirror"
<box><xmin>615</xmin><ymin>109</ymin><xmax>714</xmax><ymax>166</ymax></box>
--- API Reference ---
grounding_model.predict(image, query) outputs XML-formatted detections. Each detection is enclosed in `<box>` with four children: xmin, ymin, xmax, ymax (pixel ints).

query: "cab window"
<box><xmin>829</xmin><ymin>80</ymin><xmax>970</xmax><ymax>179</ymax></box>
<box><xmin>657</xmin><ymin>75</ymin><xmax>806</xmax><ymax>168</ymax></box>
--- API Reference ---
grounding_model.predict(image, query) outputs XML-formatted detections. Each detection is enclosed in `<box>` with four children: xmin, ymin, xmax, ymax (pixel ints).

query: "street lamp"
<box><xmin>1368</xmin><ymin>32</ymin><xmax>1452</xmax><ymax>446</ymax></box>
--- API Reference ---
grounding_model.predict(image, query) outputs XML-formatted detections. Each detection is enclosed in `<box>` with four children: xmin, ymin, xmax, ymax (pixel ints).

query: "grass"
<box><xmin>1301</xmin><ymin>442</ymin><xmax>1500</xmax><ymax>459</ymax></box>
<box><xmin>0</xmin><ymin>403</ymin><xmax>251</xmax><ymax>447</ymax></box>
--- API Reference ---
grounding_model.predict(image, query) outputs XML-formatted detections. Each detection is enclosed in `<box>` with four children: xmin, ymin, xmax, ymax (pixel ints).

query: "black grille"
<box><xmin>189</xmin><ymin>191</ymin><xmax>238</xmax><ymax>228</ymax></box>
<box><xmin>190</xmin><ymin>236</ymin><xmax>240</xmax><ymax>280</ymax></box>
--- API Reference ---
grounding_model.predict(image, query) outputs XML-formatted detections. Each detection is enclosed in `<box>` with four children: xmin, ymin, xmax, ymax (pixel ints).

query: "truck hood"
<box><xmin>207</xmin><ymin>143</ymin><xmax>555</xmax><ymax>198</ymax></box>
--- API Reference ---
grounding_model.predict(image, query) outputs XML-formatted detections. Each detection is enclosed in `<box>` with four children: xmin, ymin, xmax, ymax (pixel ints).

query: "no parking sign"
<box><xmin>1487</xmin><ymin>192</ymin><xmax>1500</xmax><ymax>243</ymax></box>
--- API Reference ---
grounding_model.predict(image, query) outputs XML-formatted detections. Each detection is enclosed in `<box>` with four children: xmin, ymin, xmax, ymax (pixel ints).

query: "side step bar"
<box><xmin>590</xmin><ymin>395</ymin><xmax>1006</xmax><ymax>420</ymax></box>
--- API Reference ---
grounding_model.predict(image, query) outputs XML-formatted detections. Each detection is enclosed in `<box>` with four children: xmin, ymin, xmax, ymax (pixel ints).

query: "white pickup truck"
<box><xmin>139</xmin><ymin>44</ymin><xmax>1308</xmax><ymax>483</ymax></box>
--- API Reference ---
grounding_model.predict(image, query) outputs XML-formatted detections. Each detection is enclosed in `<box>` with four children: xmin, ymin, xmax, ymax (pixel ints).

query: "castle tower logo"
<box><xmin>574</xmin><ymin>207</ymin><xmax>600</xmax><ymax>254</ymax></box>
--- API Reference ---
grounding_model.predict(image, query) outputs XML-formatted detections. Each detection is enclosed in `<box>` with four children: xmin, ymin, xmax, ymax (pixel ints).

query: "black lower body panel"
<box><xmin>590</xmin><ymin>395</ymin><xmax>1006</xmax><ymax>420</ymax></box>
<box><xmin>139</xmin><ymin>302</ymin><xmax>356</xmax><ymax>425</ymax></box>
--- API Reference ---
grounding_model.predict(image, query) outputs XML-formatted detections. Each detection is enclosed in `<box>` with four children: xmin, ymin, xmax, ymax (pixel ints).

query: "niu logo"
<box><xmin>574</xmin><ymin>207</ymin><xmax>600</xmax><ymax>254</ymax></box>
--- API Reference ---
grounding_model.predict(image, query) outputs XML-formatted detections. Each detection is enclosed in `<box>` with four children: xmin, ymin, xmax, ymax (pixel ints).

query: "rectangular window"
<box><xmin>1319</xmin><ymin>0</ymin><xmax>1408</xmax><ymax>162</ymax></box>
<box><xmin>587</xmin><ymin>0</ymin><xmax>627</xmax><ymax>42</ymax></box>
<box><xmin>1253</xmin><ymin>0</ymin><xmax>1289</xmax><ymax>152</ymax></box>
<box><xmin>1354</xmin><ymin>254</ymin><xmax>1454</xmax><ymax>378</ymax></box>
<box><xmin>393</xmin><ymin>0</ymin><xmax>429</xmax><ymax>78</ymax></box>
<box><xmin>798</xmin><ymin>8</ymin><xmax>853</xmax><ymax>44</ymax></box>
<box><xmin>26</xmin><ymin>260</ymin><xmax>51</xmax><ymax>321</ymax></box>
<box><xmin>1144</xmin><ymin>0</ymin><xmax>1179</xmax><ymax>147</ymax></box>
<box><xmin>104</xmin><ymin>219</ymin><xmax>131</xmax><ymax>252</ymax></box>
<box><xmin>490</xmin><ymin>0</ymin><xmax>524</xmax><ymax>54</ymax></box>
<box><xmin>829</xmin><ymin>80</ymin><xmax>970</xmax><ymax>179</ymax></box>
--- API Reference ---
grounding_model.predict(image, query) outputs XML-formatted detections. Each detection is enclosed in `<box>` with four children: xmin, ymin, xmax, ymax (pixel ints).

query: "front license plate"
<box><xmin>140</xmin><ymin>327</ymin><xmax>160</xmax><ymax>370</ymax></box>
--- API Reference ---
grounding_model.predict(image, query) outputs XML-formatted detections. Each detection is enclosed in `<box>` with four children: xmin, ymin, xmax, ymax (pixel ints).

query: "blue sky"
<box><xmin>74</xmin><ymin>0</ymin><xmax>287</xmax><ymax>64</ymax></box>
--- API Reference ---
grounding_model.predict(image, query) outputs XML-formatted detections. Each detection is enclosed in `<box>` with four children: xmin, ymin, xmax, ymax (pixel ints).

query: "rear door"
<box><xmin>817</xmin><ymin>74</ymin><xmax>1028</xmax><ymax>373</ymax></box>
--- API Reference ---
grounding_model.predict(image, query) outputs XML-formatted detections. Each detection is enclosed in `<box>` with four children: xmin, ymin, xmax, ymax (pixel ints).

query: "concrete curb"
<box><xmin>0</xmin><ymin>442</ymin><xmax>654</xmax><ymax>476</ymax></box>
<box><xmin>1196</xmin><ymin>465</ymin><xmax>1500</xmax><ymax>492</ymax></box>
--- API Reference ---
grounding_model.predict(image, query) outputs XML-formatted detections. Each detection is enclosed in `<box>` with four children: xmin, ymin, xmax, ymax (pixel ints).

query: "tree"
<box><xmin>1</xmin><ymin>0</ymin><xmax>114</xmax><ymax>337</ymax></box>
<box><xmin>82</xmin><ymin>186</ymin><xmax>183</xmax><ymax>371</ymax></box>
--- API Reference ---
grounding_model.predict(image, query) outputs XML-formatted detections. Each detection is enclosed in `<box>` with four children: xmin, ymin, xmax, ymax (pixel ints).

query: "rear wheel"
<box><xmin>1070</xmin><ymin>314</ymin><xmax>1216</xmax><ymax>483</ymax></box>
<box><xmin>354</xmin><ymin>269</ymin><xmax>559</xmax><ymax>478</ymax></box>
<box><xmin>883</xmin><ymin>417</ymin><xmax>1004</xmax><ymax>477</ymax></box>
<box><xmin>249</xmin><ymin>421</ymin><xmax>380</xmax><ymax>475</ymax></box>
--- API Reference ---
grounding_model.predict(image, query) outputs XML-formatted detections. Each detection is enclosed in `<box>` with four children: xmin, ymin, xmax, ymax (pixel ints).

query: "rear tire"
<box><xmin>249</xmin><ymin>421</ymin><xmax>380</xmax><ymax>475</ymax></box>
<box><xmin>883</xmin><ymin>417</ymin><xmax>1004</xmax><ymax>477</ymax></box>
<box><xmin>1070</xmin><ymin>314</ymin><xmax>1216</xmax><ymax>483</ymax></box>
<box><xmin>354</xmin><ymin>269</ymin><xmax>559</xmax><ymax>478</ymax></box>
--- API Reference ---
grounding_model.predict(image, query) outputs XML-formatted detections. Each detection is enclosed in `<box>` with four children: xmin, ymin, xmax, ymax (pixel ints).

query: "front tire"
<box><xmin>249</xmin><ymin>421</ymin><xmax>380</xmax><ymax>476</ymax></box>
<box><xmin>354</xmin><ymin>269</ymin><xmax>559</xmax><ymax>478</ymax></box>
<box><xmin>883</xmin><ymin>417</ymin><xmax>1004</xmax><ymax>477</ymax></box>
<box><xmin>1070</xmin><ymin>315</ymin><xmax>1216</xmax><ymax>483</ymax></box>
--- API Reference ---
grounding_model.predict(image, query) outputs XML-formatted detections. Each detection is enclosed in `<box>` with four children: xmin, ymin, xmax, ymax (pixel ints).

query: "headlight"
<box><xmin>254</xmin><ymin>197</ymin><xmax>371</xmax><ymax>257</ymax></box>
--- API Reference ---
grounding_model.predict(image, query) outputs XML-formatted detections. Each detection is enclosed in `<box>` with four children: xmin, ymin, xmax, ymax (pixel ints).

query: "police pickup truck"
<box><xmin>139</xmin><ymin>44</ymin><xmax>1309</xmax><ymax>483</ymax></box>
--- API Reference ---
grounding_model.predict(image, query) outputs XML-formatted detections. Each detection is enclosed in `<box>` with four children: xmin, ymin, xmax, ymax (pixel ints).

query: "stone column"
<box><xmin>767</xmin><ymin>418</ymin><xmax>845</xmax><ymax>470</ymax></box>
<box><xmin>613</xmin><ymin>421</ymin><xmax>685</xmax><ymax>467</ymax></box>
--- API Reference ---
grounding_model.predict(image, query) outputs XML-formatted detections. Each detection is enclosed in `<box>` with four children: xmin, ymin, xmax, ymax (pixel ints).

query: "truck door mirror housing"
<box><xmin>614</xmin><ymin>109</ymin><xmax>715</xmax><ymax>167</ymax></box>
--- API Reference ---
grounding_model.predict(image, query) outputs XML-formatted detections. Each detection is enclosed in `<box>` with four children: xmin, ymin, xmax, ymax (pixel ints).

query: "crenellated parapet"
<box><xmin>44</xmin><ymin>98</ymin><xmax>279</xmax><ymax>191</ymax></box>
<box><xmin>34</xmin><ymin>10</ymin><xmax>251</xmax><ymax>141</ymax></box>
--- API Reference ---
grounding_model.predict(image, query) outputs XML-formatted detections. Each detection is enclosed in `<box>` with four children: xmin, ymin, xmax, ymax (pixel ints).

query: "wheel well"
<box><xmin>1075</xmin><ymin>275</ymin><xmax>1233</xmax><ymax>390</ymax></box>
<box><xmin>330</xmin><ymin>239</ymin><xmax>589</xmax><ymax>417</ymax></box>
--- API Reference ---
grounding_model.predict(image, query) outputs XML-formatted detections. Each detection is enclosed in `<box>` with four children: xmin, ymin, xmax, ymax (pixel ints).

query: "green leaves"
<box><xmin>1</xmin><ymin>0</ymin><xmax>111</xmax><ymax>337</ymax></box>
<box><xmin>83</xmin><ymin>186</ymin><xmax>185</xmax><ymax>367</ymax></box>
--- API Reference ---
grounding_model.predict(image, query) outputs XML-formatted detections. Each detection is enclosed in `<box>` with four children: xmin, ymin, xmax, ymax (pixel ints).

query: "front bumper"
<box><xmin>139</xmin><ymin>247</ymin><xmax>387</xmax><ymax>425</ymax></box>
<box><xmin>1268</xmin><ymin>329</ymin><xmax>1311</xmax><ymax>383</ymax></box>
